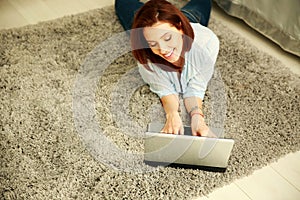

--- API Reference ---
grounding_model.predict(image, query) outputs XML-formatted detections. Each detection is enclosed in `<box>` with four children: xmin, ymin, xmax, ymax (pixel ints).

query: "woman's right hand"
<box><xmin>161</xmin><ymin>111</ymin><xmax>184</xmax><ymax>135</ymax></box>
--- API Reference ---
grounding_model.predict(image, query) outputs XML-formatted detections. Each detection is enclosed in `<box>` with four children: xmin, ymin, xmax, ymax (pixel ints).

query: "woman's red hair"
<box><xmin>130</xmin><ymin>0</ymin><xmax>194</xmax><ymax>71</ymax></box>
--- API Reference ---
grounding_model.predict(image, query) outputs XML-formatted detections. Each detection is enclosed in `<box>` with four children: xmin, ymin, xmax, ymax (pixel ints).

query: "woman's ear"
<box><xmin>177</xmin><ymin>22</ymin><xmax>184</xmax><ymax>34</ymax></box>
<box><xmin>180</xmin><ymin>22</ymin><xmax>184</xmax><ymax>34</ymax></box>
<box><xmin>178</xmin><ymin>21</ymin><xmax>182</xmax><ymax>29</ymax></box>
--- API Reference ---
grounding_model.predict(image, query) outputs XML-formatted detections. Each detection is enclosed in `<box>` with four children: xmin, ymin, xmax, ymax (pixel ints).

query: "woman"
<box><xmin>115</xmin><ymin>0</ymin><xmax>219</xmax><ymax>137</ymax></box>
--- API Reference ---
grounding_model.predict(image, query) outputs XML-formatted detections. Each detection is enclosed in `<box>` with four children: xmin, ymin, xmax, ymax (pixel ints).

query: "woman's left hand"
<box><xmin>191</xmin><ymin>114</ymin><xmax>216</xmax><ymax>138</ymax></box>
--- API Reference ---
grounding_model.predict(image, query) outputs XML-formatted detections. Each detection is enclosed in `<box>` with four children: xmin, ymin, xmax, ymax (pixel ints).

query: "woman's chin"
<box><xmin>164</xmin><ymin>55</ymin><xmax>180</xmax><ymax>64</ymax></box>
<box><xmin>170</xmin><ymin>56</ymin><xmax>182</xmax><ymax>66</ymax></box>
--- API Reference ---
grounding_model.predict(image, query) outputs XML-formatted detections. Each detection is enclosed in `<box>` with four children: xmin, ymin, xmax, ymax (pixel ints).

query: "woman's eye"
<box><xmin>165</xmin><ymin>35</ymin><xmax>172</xmax><ymax>41</ymax></box>
<box><xmin>149</xmin><ymin>43</ymin><xmax>157</xmax><ymax>47</ymax></box>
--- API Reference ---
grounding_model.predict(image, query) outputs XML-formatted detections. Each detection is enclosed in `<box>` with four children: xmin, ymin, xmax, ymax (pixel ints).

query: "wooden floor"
<box><xmin>1</xmin><ymin>1</ymin><xmax>300</xmax><ymax>199</ymax></box>
<box><xmin>0</xmin><ymin>0</ymin><xmax>113</xmax><ymax>29</ymax></box>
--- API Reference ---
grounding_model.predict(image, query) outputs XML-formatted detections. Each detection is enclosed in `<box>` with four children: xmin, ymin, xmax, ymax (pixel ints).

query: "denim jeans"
<box><xmin>115</xmin><ymin>0</ymin><xmax>212</xmax><ymax>31</ymax></box>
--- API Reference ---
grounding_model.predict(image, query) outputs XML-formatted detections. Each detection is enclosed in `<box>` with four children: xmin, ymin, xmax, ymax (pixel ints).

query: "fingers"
<box><xmin>191</xmin><ymin>114</ymin><xmax>217</xmax><ymax>138</ymax></box>
<box><xmin>160</xmin><ymin>122</ymin><xmax>184</xmax><ymax>135</ymax></box>
<box><xmin>160</xmin><ymin>114</ymin><xmax>184</xmax><ymax>135</ymax></box>
<box><xmin>192</xmin><ymin>128</ymin><xmax>218</xmax><ymax>138</ymax></box>
<box><xmin>192</xmin><ymin>128</ymin><xmax>205</xmax><ymax>136</ymax></box>
<box><xmin>161</xmin><ymin>125</ymin><xmax>183</xmax><ymax>134</ymax></box>
<box><xmin>179</xmin><ymin>125</ymin><xmax>184</xmax><ymax>135</ymax></box>
<box><xmin>207</xmin><ymin>129</ymin><xmax>217</xmax><ymax>138</ymax></box>
<box><xmin>192</xmin><ymin>130</ymin><xmax>199</xmax><ymax>136</ymax></box>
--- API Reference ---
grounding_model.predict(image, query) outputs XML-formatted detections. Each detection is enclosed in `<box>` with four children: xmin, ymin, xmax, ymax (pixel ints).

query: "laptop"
<box><xmin>144</xmin><ymin>123</ymin><xmax>234</xmax><ymax>171</ymax></box>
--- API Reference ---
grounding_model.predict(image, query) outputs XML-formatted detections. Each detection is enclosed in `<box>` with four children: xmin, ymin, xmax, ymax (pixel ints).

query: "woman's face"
<box><xmin>143</xmin><ymin>22</ymin><xmax>183</xmax><ymax>64</ymax></box>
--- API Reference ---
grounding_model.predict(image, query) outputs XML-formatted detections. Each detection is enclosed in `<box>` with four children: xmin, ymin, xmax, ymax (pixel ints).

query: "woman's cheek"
<box><xmin>151</xmin><ymin>48</ymin><xmax>160</xmax><ymax>55</ymax></box>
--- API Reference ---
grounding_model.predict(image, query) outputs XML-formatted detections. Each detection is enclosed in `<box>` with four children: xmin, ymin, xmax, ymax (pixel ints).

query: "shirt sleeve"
<box><xmin>183</xmin><ymin>29</ymin><xmax>220</xmax><ymax>99</ymax></box>
<box><xmin>138</xmin><ymin>62</ymin><xmax>178</xmax><ymax>98</ymax></box>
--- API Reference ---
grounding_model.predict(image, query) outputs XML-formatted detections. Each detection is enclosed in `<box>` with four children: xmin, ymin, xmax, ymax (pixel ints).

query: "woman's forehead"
<box><xmin>145</xmin><ymin>22</ymin><xmax>175</xmax><ymax>31</ymax></box>
<box><xmin>143</xmin><ymin>22</ymin><xmax>180</xmax><ymax>39</ymax></box>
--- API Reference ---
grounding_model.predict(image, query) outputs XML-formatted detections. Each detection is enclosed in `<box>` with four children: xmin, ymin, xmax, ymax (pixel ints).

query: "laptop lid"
<box><xmin>144</xmin><ymin>123</ymin><xmax>234</xmax><ymax>169</ymax></box>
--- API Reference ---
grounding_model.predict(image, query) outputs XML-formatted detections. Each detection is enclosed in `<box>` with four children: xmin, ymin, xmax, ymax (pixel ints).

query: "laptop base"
<box><xmin>144</xmin><ymin>160</ymin><xmax>227</xmax><ymax>173</ymax></box>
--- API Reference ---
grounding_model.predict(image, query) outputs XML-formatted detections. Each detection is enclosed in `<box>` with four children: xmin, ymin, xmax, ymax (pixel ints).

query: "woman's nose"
<box><xmin>158</xmin><ymin>42</ymin><xmax>169</xmax><ymax>54</ymax></box>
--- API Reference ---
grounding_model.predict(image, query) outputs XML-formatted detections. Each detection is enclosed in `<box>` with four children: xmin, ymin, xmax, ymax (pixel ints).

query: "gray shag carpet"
<box><xmin>1</xmin><ymin>1</ymin><xmax>300</xmax><ymax>199</ymax></box>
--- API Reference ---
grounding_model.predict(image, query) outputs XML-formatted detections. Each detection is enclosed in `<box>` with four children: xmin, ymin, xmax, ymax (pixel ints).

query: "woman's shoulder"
<box><xmin>190</xmin><ymin>23</ymin><xmax>219</xmax><ymax>48</ymax></box>
<box><xmin>187</xmin><ymin>23</ymin><xmax>219</xmax><ymax>60</ymax></box>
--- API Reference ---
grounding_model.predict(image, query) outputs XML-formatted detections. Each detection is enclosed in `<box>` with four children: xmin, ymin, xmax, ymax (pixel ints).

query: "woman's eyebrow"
<box><xmin>146</xmin><ymin>32</ymin><xmax>170</xmax><ymax>42</ymax></box>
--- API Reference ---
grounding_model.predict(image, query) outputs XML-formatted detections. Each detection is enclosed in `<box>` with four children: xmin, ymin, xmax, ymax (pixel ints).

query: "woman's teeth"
<box><xmin>165</xmin><ymin>49</ymin><xmax>174</xmax><ymax>58</ymax></box>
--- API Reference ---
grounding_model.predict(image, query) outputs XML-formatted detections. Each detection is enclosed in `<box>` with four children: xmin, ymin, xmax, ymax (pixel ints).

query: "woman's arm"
<box><xmin>184</xmin><ymin>96</ymin><xmax>216</xmax><ymax>137</ymax></box>
<box><xmin>160</xmin><ymin>94</ymin><xmax>184</xmax><ymax>134</ymax></box>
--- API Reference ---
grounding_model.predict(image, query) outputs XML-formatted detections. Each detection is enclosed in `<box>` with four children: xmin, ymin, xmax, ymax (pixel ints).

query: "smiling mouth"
<box><xmin>163</xmin><ymin>48</ymin><xmax>174</xmax><ymax>58</ymax></box>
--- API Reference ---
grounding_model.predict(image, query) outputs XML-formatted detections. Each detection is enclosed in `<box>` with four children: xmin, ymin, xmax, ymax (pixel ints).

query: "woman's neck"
<box><xmin>172</xmin><ymin>51</ymin><xmax>185</xmax><ymax>71</ymax></box>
